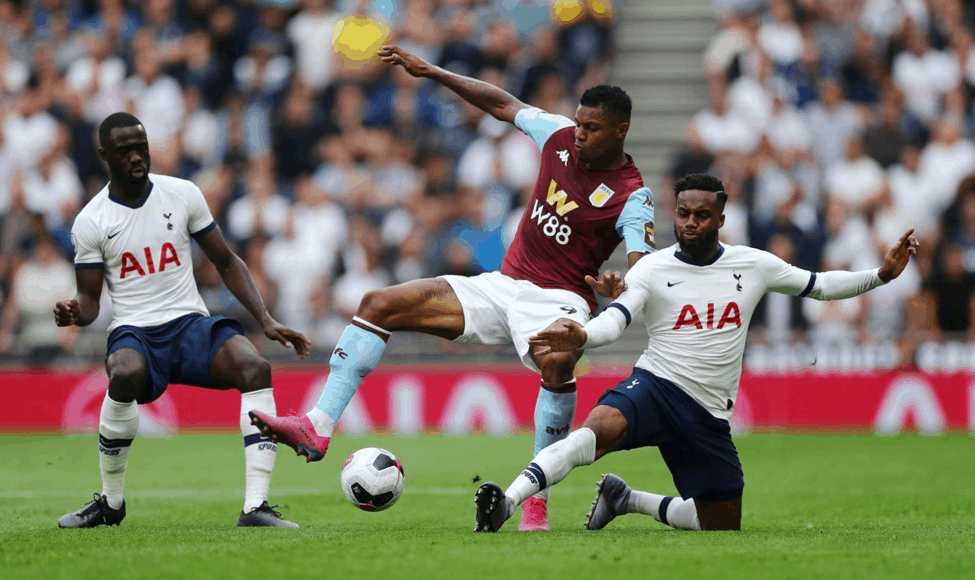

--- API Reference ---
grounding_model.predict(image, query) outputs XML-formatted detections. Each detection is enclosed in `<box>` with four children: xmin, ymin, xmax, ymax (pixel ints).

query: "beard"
<box><xmin>674</xmin><ymin>223</ymin><xmax>719</xmax><ymax>258</ymax></box>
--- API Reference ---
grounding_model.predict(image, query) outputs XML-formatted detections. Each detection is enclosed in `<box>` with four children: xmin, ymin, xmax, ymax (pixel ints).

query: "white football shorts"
<box><xmin>440</xmin><ymin>271</ymin><xmax>592</xmax><ymax>373</ymax></box>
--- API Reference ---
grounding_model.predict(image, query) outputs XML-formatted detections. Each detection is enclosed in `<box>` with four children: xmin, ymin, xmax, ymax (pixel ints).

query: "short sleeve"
<box><xmin>71</xmin><ymin>214</ymin><xmax>104</xmax><ymax>269</ymax></box>
<box><xmin>615</xmin><ymin>188</ymin><xmax>657</xmax><ymax>255</ymax></box>
<box><xmin>514</xmin><ymin>107</ymin><xmax>575</xmax><ymax>150</ymax></box>
<box><xmin>756</xmin><ymin>250</ymin><xmax>816</xmax><ymax>296</ymax></box>
<box><xmin>186</xmin><ymin>183</ymin><xmax>216</xmax><ymax>237</ymax></box>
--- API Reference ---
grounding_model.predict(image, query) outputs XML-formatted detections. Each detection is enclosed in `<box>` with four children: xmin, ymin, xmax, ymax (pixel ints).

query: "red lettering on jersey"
<box><xmin>158</xmin><ymin>242</ymin><xmax>181</xmax><ymax>271</ymax></box>
<box><xmin>673</xmin><ymin>304</ymin><xmax>703</xmax><ymax>330</ymax></box>
<box><xmin>707</xmin><ymin>303</ymin><xmax>714</xmax><ymax>329</ymax></box>
<box><xmin>143</xmin><ymin>247</ymin><xmax>156</xmax><ymax>274</ymax></box>
<box><xmin>119</xmin><ymin>252</ymin><xmax>146</xmax><ymax>279</ymax></box>
<box><xmin>717</xmin><ymin>302</ymin><xmax>741</xmax><ymax>329</ymax></box>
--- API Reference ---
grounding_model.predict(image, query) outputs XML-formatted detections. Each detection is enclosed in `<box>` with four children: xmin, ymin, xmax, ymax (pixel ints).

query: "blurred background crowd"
<box><xmin>1</xmin><ymin>0</ymin><xmax>974</xmax><ymax>371</ymax></box>
<box><xmin>0</xmin><ymin>0</ymin><xmax>615</xmax><ymax>364</ymax></box>
<box><xmin>665</xmin><ymin>0</ymin><xmax>975</xmax><ymax>370</ymax></box>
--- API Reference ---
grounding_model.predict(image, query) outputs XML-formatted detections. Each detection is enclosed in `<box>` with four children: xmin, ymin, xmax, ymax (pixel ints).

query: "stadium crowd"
<box><xmin>666</xmin><ymin>0</ymin><xmax>975</xmax><ymax>368</ymax></box>
<box><xmin>0</xmin><ymin>0</ymin><xmax>616</xmax><ymax>364</ymax></box>
<box><xmin>2</xmin><ymin>0</ymin><xmax>973</xmax><ymax>370</ymax></box>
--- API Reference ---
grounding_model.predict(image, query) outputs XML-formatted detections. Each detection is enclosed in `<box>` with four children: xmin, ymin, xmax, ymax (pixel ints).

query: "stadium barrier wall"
<box><xmin>2</xmin><ymin>366</ymin><xmax>973</xmax><ymax>435</ymax></box>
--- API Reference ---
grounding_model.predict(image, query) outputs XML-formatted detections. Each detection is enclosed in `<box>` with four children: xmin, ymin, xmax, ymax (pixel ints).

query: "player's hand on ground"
<box><xmin>263</xmin><ymin>320</ymin><xmax>312</xmax><ymax>359</ymax></box>
<box><xmin>587</xmin><ymin>271</ymin><xmax>627</xmax><ymax>299</ymax></box>
<box><xmin>878</xmin><ymin>228</ymin><xmax>920</xmax><ymax>283</ymax></box>
<box><xmin>378</xmin><ymin>45</ymin><xmax>431</xmax><ymax>77</ymax></box>
<box><xmin>528</xmin><ymin>320</ymin><xmax>587</xmax><ymax>356</ymax></box>
<box><xmin>54</xmin><ymin>300</ymin><xmax>81</xmax><ymax>327</ymax></box>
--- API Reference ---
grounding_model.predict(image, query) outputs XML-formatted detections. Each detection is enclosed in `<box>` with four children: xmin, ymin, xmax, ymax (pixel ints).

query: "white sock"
<box><xmin>307</xmin><ymin>407</ymin><xmax>336</xmax><ymax>437</ymax></box>
<box><xmin>241</xmin><ymin>388</ymin><xmax>277</xmax><ymax>512</ymax></box>
<box><xmin>505</xmin><ymin>427</ymin><xmax>596</xmax><ymax>509</ymax></box>
<box><xmin>98</xmin><ymin>394</ymin><xmax>139</xmax><ymax>510</ymax></box>
<box><xmin>629</xmin><ymin>491</ymin><xmax>701</xmax><ymax>531</ymax></box>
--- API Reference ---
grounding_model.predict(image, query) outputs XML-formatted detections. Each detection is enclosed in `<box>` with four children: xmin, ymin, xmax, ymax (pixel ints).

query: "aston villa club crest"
<box><xmin>589</xmin><ymin>183</ymin><xmax>615</xmax><ymax>207</ymax></box>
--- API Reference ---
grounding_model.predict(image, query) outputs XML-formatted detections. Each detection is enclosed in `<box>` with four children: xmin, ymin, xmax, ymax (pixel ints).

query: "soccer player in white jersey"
<box><xmin>471</xmin><ymin>173</ymin><xmax>919</xmax><ymax>532</ymax></box>
<box><xmin>54</xmin><ymin>112</ymin><xmax>311</xmax><ymax>529</ymax></box>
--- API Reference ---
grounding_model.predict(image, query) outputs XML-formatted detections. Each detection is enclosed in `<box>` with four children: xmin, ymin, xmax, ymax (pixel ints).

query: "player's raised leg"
<box><xmin>474</xmin><ymin>404</ymin><xmax>625</xmax><ymax>532</ymax></box>
<box><xmin>519</xmin><ymin>322</ymin><xmax>583</xmax><ymax>531</ymax></box>
<box><xmin>209</xmin><ymin>334</ymin><xmax>298</xmax><ymax>528</ymax></box>
<box><xmin>250</xmin><ymin>278</ymin><xmax>465</xmax><ymax>462</ymax></box>
<box><xmin>58</xmin><ymin>349</ymin><xmax>145</xmax><ymax>528</ymax></box>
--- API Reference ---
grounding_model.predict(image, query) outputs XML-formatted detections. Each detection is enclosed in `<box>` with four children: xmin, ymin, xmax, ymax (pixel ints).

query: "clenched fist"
<box><xmin>54</xmin><ymin>300</ymin><xmax>81</xmax><ymax>327</ymax></box>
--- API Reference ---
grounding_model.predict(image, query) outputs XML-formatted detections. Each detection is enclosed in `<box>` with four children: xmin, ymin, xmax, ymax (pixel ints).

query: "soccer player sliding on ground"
<box><xmin>473</xmin><ymin>173</ymin><xmax>919</xmax><ymax>532</ymax></box>
<box><xmin>54</xmin><ymin>113</ymin><xmax>311</xmax><ymax>529</ymax></box>
<box><xmin>250</xmin><ymin>44</ymin><xmax>654</xmax><ymax>530</ymax></box>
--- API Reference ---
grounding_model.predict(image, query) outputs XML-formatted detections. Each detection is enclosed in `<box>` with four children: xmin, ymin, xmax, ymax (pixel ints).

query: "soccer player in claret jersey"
<box><xmin>248</xmin><ymin>44</ymin><xmax>655</xmax><ymax>531</ymax></box>
<box><xmin>54</xmin><ymin>113</ymin><xmax>311</xmax><ymax>529</ymax></box>
<box><xmin>471</xmin><ymin>173</ymin><xmax>919</xmax><ymax>532</ymax></box>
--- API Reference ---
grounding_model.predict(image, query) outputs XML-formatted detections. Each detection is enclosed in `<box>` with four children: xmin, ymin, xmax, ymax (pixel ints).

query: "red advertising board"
<box><xmin>1</xmin><ymin>366</ymin><xmax>972</xmax><ymax>434</ymax></box>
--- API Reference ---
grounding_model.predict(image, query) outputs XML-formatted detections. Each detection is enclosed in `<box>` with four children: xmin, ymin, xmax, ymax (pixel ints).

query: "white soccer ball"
<box><xmin>340</xmin><ymin>447</ymin><xmax>405</xmax><ymax>511</ymax></box>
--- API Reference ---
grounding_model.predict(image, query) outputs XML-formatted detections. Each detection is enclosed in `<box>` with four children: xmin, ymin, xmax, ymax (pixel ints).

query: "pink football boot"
<box><xmin>249</xmin><ymin>411</ymin><xmax>330</xmax><ymax>462</ymax></box>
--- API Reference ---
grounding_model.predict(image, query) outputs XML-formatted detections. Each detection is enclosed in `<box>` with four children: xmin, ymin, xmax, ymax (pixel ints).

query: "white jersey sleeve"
<box><xmin>70</xmin><ymin>213</ymin><xmax>104</xmax><ymax>268</ymax></box>
<box><xmin>755</xmin><ymin>250</ymin><xmax>817</xmax><ymax>296</ymax></box>
<box><xmin>756</xmin><ymin>249</ymin><xmax>887</xmax><ymax>300</ymax></box>
<box><xmin>186</xmin><ymin>183</ymin><xmax>215</xmax><ymax>236</ymax></box>
<box><xmin>514</xmin><ymin>107</ymin><xmax>576</xmax><ymax>151</ymax></box>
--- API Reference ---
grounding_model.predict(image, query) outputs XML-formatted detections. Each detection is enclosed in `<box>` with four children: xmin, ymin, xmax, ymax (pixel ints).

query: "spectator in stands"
<box><xmin>226</xmin><ymin>157</ymin><xmax>290</xmax><ymax>242</ymax></box>
<box><xmin>840</xmin><ymin>28</ymin><xmax>884</xmax><ymax>104</ymax></box>
<box><xmin>919</xmin><ymin>113</ymin><xmax>975</xmax><ymax>213</ymax></box>
<box><xmin>0</xmin><ymin>233</ymin><xmax>77</xmax><ymax>365</ymax></box>
<box><xmin>693</xmin><ymin>74</ymin><xmax>759</xmax><ymax>155</ymax></box>
<box><xmin>760</xmin><ymin>0</ymin><xmax>802</xmax><ymax>67</ymax></box>
<box><xmin>892</xmin><ymin>22</ymin><xmax>961</xmax><ymax>123</ymax></box>
<box><xmin>862</xmin><ymin>88</ymin><xmax>921</xmax><ymax>168</ymax></box>
<box><xmin>728</xmin><ymin>49</ymin><xmax>774</xmax><ymax>133</ymax></box>
<box><xmin>805</xmin><ymin>77</ymin><xmax>864</xmax><ymax>172</ymax></box>
<box><xmin>824</xmin><ymin>132</ymin><xmax>885</xmax><ymax>215</ymax></box>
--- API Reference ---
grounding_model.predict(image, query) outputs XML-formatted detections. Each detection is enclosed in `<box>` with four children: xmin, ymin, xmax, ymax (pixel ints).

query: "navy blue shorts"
<box><xmin>597</xmin><ymin>367</ymin><xmax>744</xmax><ymax>502</ymax></box>
<box><xmin>106</xmin><ymin>314</ymin><xmax>244</xmax><ymax>404</ymax></box>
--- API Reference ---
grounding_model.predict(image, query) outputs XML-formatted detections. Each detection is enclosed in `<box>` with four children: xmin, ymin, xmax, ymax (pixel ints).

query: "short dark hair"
<box><xmin>579</xmin><ymin>85</ymin><xmax>632</xmax><ymax>121</ymax></box>
<box><xmin>673</xmin><ymin>173</ymin><xmax>728</xmax><ymax>210</ymax></box>
<box><xmin>99</xmin><ymin>112</ymin><xmax>144</xmax><ymax>148</ymax></box>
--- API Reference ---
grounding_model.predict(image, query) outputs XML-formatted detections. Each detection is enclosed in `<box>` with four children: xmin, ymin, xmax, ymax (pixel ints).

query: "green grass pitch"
<box><xmin>2</xmin><ymin>432</ymin><xmax>973</xmax><ymax>579</ymax></box>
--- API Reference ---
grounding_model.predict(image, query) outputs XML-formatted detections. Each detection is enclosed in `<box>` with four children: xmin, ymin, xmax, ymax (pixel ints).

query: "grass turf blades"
<box><xmin>2</xmin><ymin>433</ymin><xmax>973</xmax><ymax>580</ymax></box>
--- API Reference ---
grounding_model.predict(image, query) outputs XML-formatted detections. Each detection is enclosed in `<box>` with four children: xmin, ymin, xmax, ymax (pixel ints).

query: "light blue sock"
<box><xmin>308</xmin><ymin>319</ymin><xmax>388</xmax><ymax>436</ymax></box>
<box><xmin>531</xmin><ymin>383</ymin><xmax>577</xmax><ymax>501</ymax></box>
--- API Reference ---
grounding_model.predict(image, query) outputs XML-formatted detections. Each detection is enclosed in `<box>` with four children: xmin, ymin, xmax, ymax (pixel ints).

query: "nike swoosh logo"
<box><xmin>666</xmin><ymin>281</ymin><xmax>683</xmax><ymax>287</ymax></box>
<box><xmin>107</xmin><ymin>231</ymin><xmax>121</xmax><ymax>240</ymax></box>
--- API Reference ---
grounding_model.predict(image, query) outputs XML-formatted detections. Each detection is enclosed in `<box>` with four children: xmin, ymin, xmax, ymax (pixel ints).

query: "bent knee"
<box><xmin>239</xmin><ymin>358</ymin><xmax>272</xmax><ymax>392</ymax></box>
<box><xmin>357</xmin><ymin>289</ymin><xmax>395</xmax><ymax>325</ymax></box>
<box><xmin>537</xmin><ymin>351</ymin><xmax>580</xmax><ymax>384</ymax></box>
<box><xmin>107</xmin><ymin>356</ymin><xmax>148</xmax><ymax>401</ymax></box>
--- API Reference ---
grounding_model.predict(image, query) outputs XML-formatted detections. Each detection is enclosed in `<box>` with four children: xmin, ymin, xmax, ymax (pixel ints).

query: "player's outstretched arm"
<box><xmin>378</xmin><ymin>45</ymin><xmax>528</xmax><ymax>125</ymax></box>
<box><xmin>54</xmin><ymin>267</ymin><xmax>104</xmax><ymax>327</ymax></box>
<box><xmin>195</xmin><ymin>225</ymin><xmax>311</xmax><ymax>358</ymax></box>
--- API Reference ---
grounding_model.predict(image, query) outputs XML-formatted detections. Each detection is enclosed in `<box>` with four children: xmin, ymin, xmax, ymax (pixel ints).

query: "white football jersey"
<box><xmin>71</xmin><ymin>174</ymin><xmax>214</xmax><ymax>331</ymax></box>
<box><xmin>615</xmin><ymin>244</ymin><xmax>815</xmax><ymax>420</ymax></box>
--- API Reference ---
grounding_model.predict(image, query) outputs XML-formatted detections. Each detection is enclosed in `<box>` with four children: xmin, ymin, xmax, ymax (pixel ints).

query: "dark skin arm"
<box><xmin>195</xmin><ymin>224</ymin><xmax>312</xmax><ymax>358</ymax></box>
<box><xmin>54</xmin><ymin>268</ymin><xmax>105</xmax><ymax>327</ymax></box>
<box><xmin>378</xmin><ymin>45</ymin><xmax>528</xmax><ymax>124</ymax></box>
